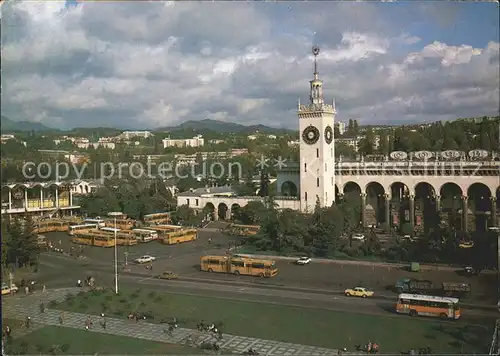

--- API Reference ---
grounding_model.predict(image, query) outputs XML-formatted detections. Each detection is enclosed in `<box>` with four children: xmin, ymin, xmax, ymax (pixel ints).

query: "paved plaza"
<box><xmin>2</xmin><ymin>288</ymin><xmax>359</xmax><ymax>355</ymax></box>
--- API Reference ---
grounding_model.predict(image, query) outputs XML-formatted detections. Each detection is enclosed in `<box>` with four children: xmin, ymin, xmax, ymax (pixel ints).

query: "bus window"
<box><xmin>251</xmin><ymin>263</ymin><xmax>265</xmax><ymax>269</ymax></box>
<box><xmin>231</xmin><ymin>261</ymin><xmax>244</xmax><ymax>267</ymax></box>
<box><xmin>208</xmin><ymin>259</ymin><xmax>220</xmax><ymax>265</ymax></box>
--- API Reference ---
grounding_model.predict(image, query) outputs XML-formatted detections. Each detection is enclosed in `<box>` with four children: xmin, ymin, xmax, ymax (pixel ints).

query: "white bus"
<box><xmin>133</xmin><ymin>228</ymin><xmax>158</xmax><ymax>242</ymax></box>
<box><xmin>100</xmin><ymin>227</ymin><xmax>121</xmax><ymax>233</ymax></box>
<box><xmin>84</xmin><ymin>219</ymin><xmax>106</xmax><ymax>227</ymax></box>
<box><xmin>396</xmin><ymin>293</ymin><xmax>460</xmax><ymax>319</ymax></box>
<box><xmin>68</xmin><ymin>224</ymin><xmax>98</xmax><ymax>235</ymax></box>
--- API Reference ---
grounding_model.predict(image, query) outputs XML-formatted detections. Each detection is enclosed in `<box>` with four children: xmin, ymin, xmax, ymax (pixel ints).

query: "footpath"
<box><xmin>2</xmin><ymin>288</ymin><xmax>360</xmax><ymax>356</ymax></box>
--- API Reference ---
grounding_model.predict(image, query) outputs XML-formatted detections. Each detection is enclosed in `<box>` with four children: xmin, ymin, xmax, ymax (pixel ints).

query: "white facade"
<box><xmin>335</xmin><ymin>121</ymin><xmax>345</xmax><ymax>135</ymax></box>
<box><xmin>297</xmin><ymin>50</ymin><xmax>336</xmax><ymax>211</ymax></box>
<box><xmin>163</xmin><ymin>135</ymin><xmax>204</xmax><ymax>148</ymax></box>
<box><xmin>118</xmin><ymin>131</ymin><xmax>153</xmax><ymax>140</ymax></box>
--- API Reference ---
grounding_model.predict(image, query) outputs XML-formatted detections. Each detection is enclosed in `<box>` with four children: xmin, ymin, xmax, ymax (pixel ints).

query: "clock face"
<box><xmin>302</xmin><ymin>125</ymin><xmax>320</xmax><ymax>145</ymax></box>
<box><xmin>324</xmin><ymin>126</ymin><xmax>333</xmax><ymax>144</ymax></box>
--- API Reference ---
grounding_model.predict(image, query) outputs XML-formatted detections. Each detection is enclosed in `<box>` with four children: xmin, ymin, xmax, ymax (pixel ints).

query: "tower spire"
<box><xmin>309</xmin><ymin>45</ymin><xmax>323</xmax><ymax>105</ymax></box>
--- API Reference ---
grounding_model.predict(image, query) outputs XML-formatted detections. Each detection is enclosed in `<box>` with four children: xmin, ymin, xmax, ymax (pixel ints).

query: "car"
<box><xmin>352</xmin><ymin>234</ymin><xmax>365</xmax><ymax>241</ymax></box>
<box><xmin>134</xmin><ymin>255</ymin><xmax>156</xmax><ymax>264</ymax></box>
<box><xmin>295</xmin><ymin>257</ymin><xmax>311</xmax><ymax>265</ymax></box>
<box><xmin>344</xmin><ymin>287</ymin><xmax>374</xmax><ymax>298</ymax></box>
<box><xmin>1</xmin><ymin>283</ymin><xmax>18</xmax><ymax>295</ymax></box>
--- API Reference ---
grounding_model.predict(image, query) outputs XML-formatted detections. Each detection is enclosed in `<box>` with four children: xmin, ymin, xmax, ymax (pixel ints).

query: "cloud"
<box><xmin>1</xmin><ymin>1</ymin><xmax>498</xmax><ymax>129</ymax></box>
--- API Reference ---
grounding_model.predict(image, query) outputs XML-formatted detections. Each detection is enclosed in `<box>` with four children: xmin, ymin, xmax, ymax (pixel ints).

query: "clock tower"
<box><xmin>298</xmin><ymin>46</ymin><xmax>336</xmax><ymax>212</ymax></box>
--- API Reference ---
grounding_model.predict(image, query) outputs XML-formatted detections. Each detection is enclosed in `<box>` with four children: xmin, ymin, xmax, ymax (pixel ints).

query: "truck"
<box><xmin>394</xmin><ymin>278</ymin><xmax>471</xmax><ymax>297</ymax></box>
<box><xmin>394</xmin><ymin>278</ymin><xmax>434</xmax><ymax>294</ymax></box>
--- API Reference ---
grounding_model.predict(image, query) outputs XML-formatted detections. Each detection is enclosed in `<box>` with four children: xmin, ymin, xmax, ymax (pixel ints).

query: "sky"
<box><xmin>1</xmin><ymin>1</ymin><xmax>499</xmax><ymax>130</ymax></box>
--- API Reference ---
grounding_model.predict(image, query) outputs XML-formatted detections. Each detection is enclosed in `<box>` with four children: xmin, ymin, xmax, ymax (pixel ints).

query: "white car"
<box><xmin>135</xmin><ymin>255</ymin><xmax>156</xmax><ymax>264</ymax></box>
<box><xmin>352</xmin><ymin>234</ymin><xmax>365</xmax><ymax>241</ymax></box>
<box><xmin>296</xmin><ymin>257</ymin><xmax>311</xmax><ymax>265</ymax></box>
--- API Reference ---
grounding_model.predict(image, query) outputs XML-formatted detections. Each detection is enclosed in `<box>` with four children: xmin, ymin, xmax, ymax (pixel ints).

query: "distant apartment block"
<box><xmin>337</xmin><ymin>134</ymin><xmax>380</xmax><ymax>152</ymax></box>
<box><xmin>162</xmin><ymin>135</ymin><xmax>204</xmax><ymax>148</ymax></box>
<box><xmin>117</xmin><ymin>131</ymin><xmax>153</xmax><ymax>140</ymax></box>
<box><xmin>1</xmin><ymin>134</ymin><xmax>26</xmax><ymax>146</ymax></box>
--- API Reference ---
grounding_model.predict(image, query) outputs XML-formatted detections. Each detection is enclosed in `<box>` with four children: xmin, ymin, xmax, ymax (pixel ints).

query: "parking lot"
<box><xmin>43</xmin><ymin>229</ymin><xmax>496</xmax><ymax>304</ymax></box>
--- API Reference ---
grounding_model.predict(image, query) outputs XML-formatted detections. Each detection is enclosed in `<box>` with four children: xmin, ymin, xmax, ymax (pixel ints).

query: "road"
<box><xmin>35</xmin><ymin>251</ymin><xmax>495</xmax><ymax>327</ymax></box>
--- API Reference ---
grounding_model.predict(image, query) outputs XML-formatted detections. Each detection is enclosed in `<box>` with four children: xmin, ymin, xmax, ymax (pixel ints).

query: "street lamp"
<box><xmin>108</xmin><ymin>211</ymin><xmax>123</xmax><ymax>294</ymax></box>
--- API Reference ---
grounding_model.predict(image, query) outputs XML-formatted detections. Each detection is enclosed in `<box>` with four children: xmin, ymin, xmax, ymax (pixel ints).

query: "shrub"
<box><xmin>78</xmin><ymin>302</ymin><xmax>89</xmax><ymax>311</ymax></box>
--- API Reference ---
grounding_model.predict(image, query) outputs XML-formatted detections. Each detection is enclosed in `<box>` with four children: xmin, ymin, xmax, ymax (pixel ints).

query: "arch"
<box><xmin>335</xmin><ymin>184</ymin><xmax>341</xmax><ymax>202</ymax></box>
<box><xmin>218</xmin><ymin>203</ymin><xmax>228</xmax><ymax>220</ymax></box>
<box><xmin>204</xmin><ymin>202</ymin><xmax>215</xmax><ymax>220</ymax></box>
<box><xmin>439</xmin><ymin>182</ymin><xmax>463</xmax><ymax>199</ymax></box>
<box><xmin>231</xmin><ymin>203</ymin><xmax>241</xmax><ymax>220</ymax></box>
<box><xmin>439</xmin><ymin>182</ymin><xmax>463</xmax><ymax>230</ymax></box>
<box><xmin>390</xmin><ymin>182</ymin><xmax>411</xmax><ymax>230</ymax></box>
<box><xmin>280</xmin><ymin>181</ymin><xmax>298</xmax><ymax>197</ymax></box>
<box><xmin>365</xmin><ymin>182</ymin><xmax>386</xmax><ymax>225</ymax></box>
<box><xmin>343</xmin><ymin>181</ymin><xmax>361</xmax><ymax>198</ymax></box>
<box><xmin>467</xmin><ymin>183</ymin><xmax>492</xmax><ymax>232</ymax></box>
<box><xmin>414</xmin><ymin>182</ymin><xmax>438</xmax><ymax>232</ymax></box>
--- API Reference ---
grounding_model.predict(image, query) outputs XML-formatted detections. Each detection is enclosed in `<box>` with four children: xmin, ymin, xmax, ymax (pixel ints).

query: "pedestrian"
<box><xmin>40</xmin><ymin>302</ymin><xmax>45</xmax><ymax>313</ymax></box>
<box><xmin>59</xmin><ymin>314</ymin><xmax>64</xmax><ymax>325</ymax></box>
<box><xmin>25</xmin><ymin>317</ymin><xmax>31</xmax><ymax>328</ymax></box>
<box><xmin>5</xmin><ymin>325</ymin><xmax>11</xmax><ymax>338</ymax></box>
<box><xmin>42</xmin><ymin>284</ymin><xmax>46</xmax><ymax>292</ymax></box>
<box><xmin>24</xmin><ymin>286</ymin><xmax>29</xmax><ymax>295</ymax></box>
<box><xmin>101</xmin><ymin>318</ymin><xmax>107</xmax><ymax>329</ymax></box>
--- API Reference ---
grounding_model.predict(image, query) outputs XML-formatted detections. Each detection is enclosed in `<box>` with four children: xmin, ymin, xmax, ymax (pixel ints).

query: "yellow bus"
<box><xmin>35</xmin><ymin>220</ymin><xmax>69</xmax><ymax>233</ymax></box>
<box><xmin>84</xmin><ymin>218</ymin><xmax>106</xmax><ymax>227</ymax></box>
<box><xmin>396</xmin><ymin>293</ymin><xmax>460</xmax><ymax>320</ymax></box>
<box><xmin>105</xmin><ymin>218</ymin><xmax>135</xmax><ymax>230</ymax></box>
<box><xmin>71</xmin><ymin>235</ymin><xmax>93</xmax><ymax>246</ymax></box>
<box><xmin>200</xmin><ymin>255</ymin><xmax>278</xmax><ymax>278</ymax></box>
<box><xmin>161</xmin><ymin>229</ymin><xmax>197</xmax><ymax>245</ymax></box>
<box><xmin>93</xmin><ymin>234</ymin><xmax>115</xmax><ymax>247</ymax></box>
<box><xmin>144</xmin><ymin>212</ymin><xmax>172</xmax><ymax>225</ymax></box>
<box><xmin>116</xmin><ymin>232</ymin><xmax>138</xmax><ymax>246</ymax></box>
<box><xmin>132</xmin><ymin>229</ymin><xmax>159</xmax><ymax>242</ymax></box>
<box><xmin>68</xmin><ymin>224</ymin><xmax>98</xmax><ymax>235</ymax></box>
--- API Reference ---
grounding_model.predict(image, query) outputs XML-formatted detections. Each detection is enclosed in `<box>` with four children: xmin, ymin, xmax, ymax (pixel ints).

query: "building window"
<box><xmin>316</xmin><ymin>148</ymin><xmax>319</xmax><ymax>158</ymax></box>
<box><xmin>317</xmin><ymin>178</ymin><xmax>319</xmax><ymax>187</ymax></box>
<box><xmin>305</xmin><ymin>192</ymin><xmax>308</xmax><ymax>201</ymax></box>
<box><xmin>186</xmin><ymin>199</ymin><xmax>190</xmax><ymax>206</ymax></box>
<box><xmin>195</xmin><ymin>199</ymin><xmax>199</xmax><ymax>206</ymax></box>
<box><xmin>304</xmin><ymin>163</ymin><xmax>307</xmax><ymax>172</ymax></box>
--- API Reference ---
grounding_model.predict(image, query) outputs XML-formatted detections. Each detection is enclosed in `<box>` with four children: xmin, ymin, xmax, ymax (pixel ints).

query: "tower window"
<box><xmin>317</xmin><ymin>178</ymin><xmax>319</xmax><ymax>187</ymax></box>
<box><xmin>316</xmin><ymin>148</ymin><xmax>319</xmax><ymax>158</ymax></box>
<box><xmin>326</xmin><ymin>192</ymin><xmax>328</xmax><ymax>202</ymax></box>
<box><xmin>305</xmin><ymin>192</ymin><xmax>308</xmax><ymax>201</ymax></box>
<box><xmin>325</xmin><ymin>163</ymin><xmax>327</xmax><ymax>172</ymax></box>
<box><xmin>304</xmin><ymin>163</ymin><xmax>307</xmax><ymax>172</ymax></box>
<box><xmin>331</xmin><ymin>177</ymin><xmax>334</xmax><ymax>186</ymax></box>
<box><xmin>331</xmin><ymin>148</ymin><xmax>333</xmax><ymax>157</ymax></box>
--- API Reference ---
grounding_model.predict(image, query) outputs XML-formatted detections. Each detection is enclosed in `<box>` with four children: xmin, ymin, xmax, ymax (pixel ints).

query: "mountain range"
<box><xmin>1</xmin><ymin>117</ymin><xmax>295</xmax><ymax>134</ymax></box>
<box><xmin>1</xmin><ymin>116</ymin><xmax>53</xmax><ymax>132</ymax></box>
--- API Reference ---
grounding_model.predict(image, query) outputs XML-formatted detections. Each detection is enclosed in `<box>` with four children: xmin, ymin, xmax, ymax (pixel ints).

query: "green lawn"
<box><xmin>51</xmin><ymin>288</ymin><xmax>491</xmax><ymax>353</ymax></box>
<box><xmin>3</xmin><ymin>324</ymin><xmax>201</xmax><ymax>355</ymax></box>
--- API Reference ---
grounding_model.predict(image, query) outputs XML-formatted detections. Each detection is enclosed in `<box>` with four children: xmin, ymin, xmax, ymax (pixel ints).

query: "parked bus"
<box><xmin>132</xmin><ymin>229</ymin><xmax>158</xmax><ymax>242</ymax></box>
<box><xmin>93</xmin><ymin>234</ymin><xmax>115</xmax><ymax>247</ymax></box>
<box><xmin>71</xmin><ymin>235</ymin><xmax>93</xmax><ymax>246</ymax></box>
<box><xmin>149</xmin><ymin>224</ymin><xmax>183</xmax><ymax>234</ymax></box>
<box><xmin>84</xmin><ymin>218</ymin><xmax>106</xmax><ymax>227</ymax></box>
<box><xmin>105</xmin><ymin>218</ymin><xmax>135</xmax><ymax>230</ymax></box>
<box><xmin>396</xmin><ymin>293</ymin><xmax>460</xmax><ymax>320</ymax></box>
<box><xmin>200</xmin><ymin>255</ymin><xmax>278</xmax><ymax>278</ymax></box>
<box><xmin>144</xmin><ymin>212</ymin><xmax>172</xmax><ymax>225</ymax></box>
<box><xmin>116</xmin><ymin>232</ymin><xmax>138</xmax><ymax>246</ymax></box>
<box><xmin>68</xmin><ymin>224</ymin><xmax>98</xmax><ymax>235</ymax></box>
<box><xmin>100</xmin><ymin>227</ymin><xmax>121</xmax><ymax>234</ymax></box>
<box><xmin>35</xmin><ymin>220</ymin><xmax>69</xmax><ymax>233</ymax></box>
<box><xmin>161</xmin><ymin>229</ymin><xmax>197</xmax><ymax>245</ymax></box>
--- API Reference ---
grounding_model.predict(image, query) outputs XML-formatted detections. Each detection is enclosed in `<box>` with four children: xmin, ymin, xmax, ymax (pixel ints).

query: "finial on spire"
<box><xmin>332</xmin><ymin>98</ymin><xmax>336</xmax><ymax>111</ymax></box>
<box><xmin>298</xmin><ymin>97</ymin><xmax>301</xmax><ymax>109</ymax></box>
<box><xmin>312</xmin><ymin>45</ymin><xmax>320</xmax><ymax>75</ymax></box>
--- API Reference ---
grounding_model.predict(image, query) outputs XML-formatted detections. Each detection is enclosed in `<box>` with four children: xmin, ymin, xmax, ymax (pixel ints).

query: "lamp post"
<box><xmin>108</xmin><ymin>212</ymin><xmax>122</xmax><ymax>294</ymax></box>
